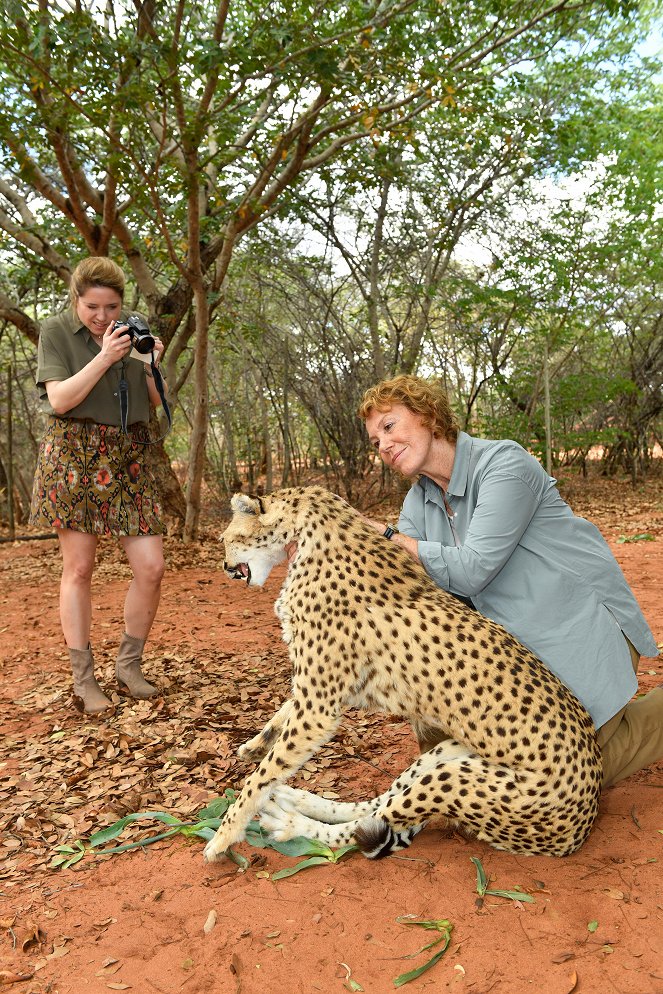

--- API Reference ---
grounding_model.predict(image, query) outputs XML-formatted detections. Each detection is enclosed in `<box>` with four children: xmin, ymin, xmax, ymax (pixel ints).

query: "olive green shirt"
<box><xmin>35</xmin><ymin>309</ymin><xmax>151</xmax><ymax>426</ymax></box>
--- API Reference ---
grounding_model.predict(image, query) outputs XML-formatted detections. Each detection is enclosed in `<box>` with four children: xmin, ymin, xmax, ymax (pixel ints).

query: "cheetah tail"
<box><xmin>353</xmin><ymin>817</ymin><xmax>424</xmax><ymax>859</ymax></box>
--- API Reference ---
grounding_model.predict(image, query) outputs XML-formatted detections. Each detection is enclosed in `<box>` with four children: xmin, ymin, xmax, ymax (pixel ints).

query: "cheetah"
<box><xmin>203</xmin><ymin>486</ymin><xmax>602</xmax><ymax>863</ymax></box>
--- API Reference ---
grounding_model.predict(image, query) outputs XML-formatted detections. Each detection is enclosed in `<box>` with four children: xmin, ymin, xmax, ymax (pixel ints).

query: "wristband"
<box><xmin>383</xmin><ymin>524</ymin><xmax>398</xmax><ymax>539</ymax></box>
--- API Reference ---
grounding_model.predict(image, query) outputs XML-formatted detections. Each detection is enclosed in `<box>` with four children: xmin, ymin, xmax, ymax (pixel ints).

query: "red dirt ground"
<box><xmin>1</xmin><ymin>476</ymin><xmax>662</xmax><ymax>994</ymax></box>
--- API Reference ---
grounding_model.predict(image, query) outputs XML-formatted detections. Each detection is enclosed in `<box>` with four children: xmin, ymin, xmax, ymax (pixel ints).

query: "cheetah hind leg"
<box><xmin>267</xmin><ymin>738</ymin><xmax>471</xmax><ymax>825</ymax></box>
<box><xmin>258</xmin><ymin>795</ymin><xmax>425</xmax><ymax>853</ymax></box>
<box><xmin>258</xmin><ymin>738</ymin><xmax>471</xmax><ymax>851</ymax></box>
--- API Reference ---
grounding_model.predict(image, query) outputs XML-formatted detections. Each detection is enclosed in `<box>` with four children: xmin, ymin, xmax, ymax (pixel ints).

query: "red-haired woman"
<box><xmin>359</xmin><ymin>374</ymin><xmax>661</xmax><ymax>788</ymax></box>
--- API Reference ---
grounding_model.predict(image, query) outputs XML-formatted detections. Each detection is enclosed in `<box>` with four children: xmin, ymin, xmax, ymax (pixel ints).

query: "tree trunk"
<box><xmin>281</xmin><ymin>345</ymin><xmax>292</xmax><ymax>486</ymax></box>
<box><xmin>183</xmin><ymin>282</ymin><xmax>210</xmax><ymax>542</ymax></box>
<box><xmin>543</xmin><ymin>336</ymin><xmax>552</xmax><ymax>476</ymax></box>
<box><xmin>367</xmin><ymin>176</ymin><xmax>389</xmax><ymax>381</ymax></box>
<box><xmin>259</xmin><ymin>383</ymin><xmax>273</xmax><ymax>493</ymax></box>
<box><xmin>149</xmin><ymin>426</ymin><xmax>186</xmax><ymax>536</ymax></box>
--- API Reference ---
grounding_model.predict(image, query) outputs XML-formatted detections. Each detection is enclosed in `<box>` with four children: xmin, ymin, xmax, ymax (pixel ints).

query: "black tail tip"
<box><xmin>354</xmin><ymin>816</ymin><xmax>393</xmax><ymax>859</ymax></box>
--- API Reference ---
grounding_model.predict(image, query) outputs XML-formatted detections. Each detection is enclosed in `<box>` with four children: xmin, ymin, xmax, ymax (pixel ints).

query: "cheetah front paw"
<box><xmin>203</xmin><ymin>824</ymin><xmax>243</xmax><ymax>863</ymax></box>
<box><xmin>203</xmin><ymin>834</ymin><xmax>227</xmax><ymax>863</ymax></box>
<box><xmin>237</xmin><ymin>733</ymin><xmax>270</xmax><ymax>762</ymax></box>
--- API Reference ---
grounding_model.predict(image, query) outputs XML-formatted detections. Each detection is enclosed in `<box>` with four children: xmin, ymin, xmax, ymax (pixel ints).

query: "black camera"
<box><xmin>113</xmin><ymin>314</ymin><xmax>156</xmax><ymax>355</ymax></box>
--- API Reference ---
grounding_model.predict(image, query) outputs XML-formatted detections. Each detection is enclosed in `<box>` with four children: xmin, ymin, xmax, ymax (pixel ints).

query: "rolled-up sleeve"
<box><xmin>36</xmin><ymin>333</ymin><xmax>70</xmax><ymax>387</ymax></box>
<box><xmin>402</xmin><ymin>470</ymin><xmax>543</xmax><ymax>598</ymax></box>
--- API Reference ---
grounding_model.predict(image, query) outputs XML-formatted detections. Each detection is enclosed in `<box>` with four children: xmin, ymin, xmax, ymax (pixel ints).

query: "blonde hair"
<box><xmin>69</xmin><ymin>257</ymin><xmax>125</xmax><ymax>309</ymax></box>
<box><xmin>358</xmin><ymin>374</ymin><xmax>459</xmax><ymax>443</ymax></box>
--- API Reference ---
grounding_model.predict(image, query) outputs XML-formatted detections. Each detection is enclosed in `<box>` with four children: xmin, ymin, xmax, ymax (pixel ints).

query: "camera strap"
<box><xmin>150</xmin><ymin>355</ymin><xmax>172</xmax><ymax>439</ymax></box>
<box><xmin>119</xmin><ymin>361</ymin><xmax>130</xmax><ymax>434</ymax></box>
<box><xmin>118</xmin><ymin>356</ymin><xmax>172</xmax><ymax>444</ymax></box>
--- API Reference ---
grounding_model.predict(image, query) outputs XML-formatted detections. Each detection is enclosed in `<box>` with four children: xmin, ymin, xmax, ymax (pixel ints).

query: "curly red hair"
<box><xmin>358</xmin><ymin>374</ymin><xmax>459</xmax><ymax>443</ymax></box>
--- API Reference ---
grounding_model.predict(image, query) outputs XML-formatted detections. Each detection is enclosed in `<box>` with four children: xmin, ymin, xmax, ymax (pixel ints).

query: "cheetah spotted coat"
<box><xmin>203</xmin><ymin>486</ymin><xmax>602</xmax><ymax>863</ymax></box>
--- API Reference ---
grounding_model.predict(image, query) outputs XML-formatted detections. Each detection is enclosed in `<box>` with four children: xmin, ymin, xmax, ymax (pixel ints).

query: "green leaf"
<box><xmin>90</xmin><ymin>828</ymin><xmax>181</xmax><ymax>855</ymax></box>
<box><xmin>329</xmin><ymin>843</ymin><xmax>361</xmax><ymax>863</ymax></box>
<box><xmin>187</xmin><ymin>825</ymin><xmax>216</xmax><ymax>842</ymax></box>
<box><xmin>470</xmin><ymin>857</ymin><xmax>534</xmax><ymax>902</ymax></box>
<box><xmin>89</xmin><ymin>811</ymin><xmax>186</xmax><ymax>848</ymax></box>
<box><xmin>196</xmin><ymin>797</ymin><xmax>232</xmax><ymax>820</ymax></box>
<box><xmin>393</xmin><ymin>945</ymin><xmax>450</xmax><ymax>987</ymax></box>
<box><xmin>271</xmin><ymin>855</ymin><xmax>332</xmax><ymax>879</ymax></box>
<box><xmin>65</xmin><ymin>792</ymin><xmax>359</xmax><ymax>879</ymax></box>
<box><xmin>49</xmin><ymin>840</ymin><xmax>86</xmax><ymax>870</ymax></box>
<box><xmin>471</xmin><ymin>856</ymin><xmax>488</xmax><ymax>896</ymax></box>
<box><xmin>244</xmin><ymin>825</ymin><xmax>328</xmax><ymax>856</ymax></box>
<box><xmin>345</xmin><ymin>979</ymin><xmax>364</xmax><ymax>992</ymax></box>
<box><xmin>616</xmin><ymin>533</ymin><xmax>655</xmax><ymax>543</ymax></box>
<box><xmin>226</xmin><ymin>847</ymin><xmax>250</xmax><ymax>870</ymax></box>
<box><xmin>485</xmin><ymin>888</ymin><xmax>535</xmax><ymax>903</ymax></box>
<box><xmin>392</xmin><ymin>918</ymin><xmax>453</xmax><ymax>987</ymax></box>
<box><xmin>588</xmin><ymin>920</ymin><xmax>599</xmax><ymax>933</ymax></box>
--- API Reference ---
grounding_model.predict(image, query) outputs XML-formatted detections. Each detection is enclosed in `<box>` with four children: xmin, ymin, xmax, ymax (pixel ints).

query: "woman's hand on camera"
<box><xmin>99</xmin><ymin>320</ymin><xmax>133</xmax><ymax>364</ymax></box>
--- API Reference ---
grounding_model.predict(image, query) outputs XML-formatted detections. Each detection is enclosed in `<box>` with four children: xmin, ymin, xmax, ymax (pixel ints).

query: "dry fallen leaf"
<box><xmin>0</xmin><ymin>971</ymin><xmax>35</xmax><ymax>986</ymax></box>
<box><xmin>552</xmin><ymin>952</ymin><xmax>575</xmax><ymax>964</ymax></box>
<box><xmin>96</xmin><ymin>962</ymin><xmax>122</xmax><ymax>977</ymax></box>
<box><xmin>21</xmin><ymin>927</ymin><xmax>47</xmax><ymax>953</ymax></box>
<box><xmin>565</xmin><ymin>970</ymin><xmax>578</xmax><ymax>994</ymax></box>
<box><xmin>46</xmin><ymin>947</ymin><xmax>70</xmax><ymax>961</ymax></box>
<box><xmin>203</xmin><ymin>910</ymin><xmax>217</xmax><ymax>935</ymax></box>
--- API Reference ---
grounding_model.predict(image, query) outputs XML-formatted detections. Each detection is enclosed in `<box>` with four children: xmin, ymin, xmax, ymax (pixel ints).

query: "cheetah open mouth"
<box><xmin>224</xmin><ymin>561</ymin><xmax>251</xmax><ymax>582</ymax></box>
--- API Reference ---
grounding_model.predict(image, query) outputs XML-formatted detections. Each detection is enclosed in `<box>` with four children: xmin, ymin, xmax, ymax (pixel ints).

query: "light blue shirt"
<box><xmin>398</xmin><ymin>432</ymin><xmax>659</xmax><ymax>728</ymax></box>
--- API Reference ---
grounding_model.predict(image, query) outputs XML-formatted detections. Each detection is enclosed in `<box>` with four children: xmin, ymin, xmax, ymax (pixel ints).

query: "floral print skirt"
<box><xmin>30</xmin><ymin>417</ymin><xmax>164</xmax><ymax>536</ymax></box>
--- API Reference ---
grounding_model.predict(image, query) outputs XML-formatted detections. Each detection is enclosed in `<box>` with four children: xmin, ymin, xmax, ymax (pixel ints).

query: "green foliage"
<box><xmin>392</xmin><ymin>917</ymin><xmax>453</xmax><ymax>987</ymax></box>
<box><xmin>49</xmin><ymin>788</ymin><xmax>360</xmax><ymax>877</ymax></box>
<box><xmin>471</xmin><ymin>856</ymin><xmax>535</xmax><ymax>903</ymax></box>
<box><xmin>0</xmin><ymin>0</ymin><xmax>660</xmax><ymax>508</ymax></box>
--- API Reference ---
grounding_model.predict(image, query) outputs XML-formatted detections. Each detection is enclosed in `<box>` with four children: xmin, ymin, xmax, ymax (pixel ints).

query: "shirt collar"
<box><xmin>420</xmin><ymin>431</ymin><xmax>472</xmax><ymax>503</ymax></box>
<box><xmin>63</xmin><ymin>310</ymin><xmax>87</xmax><ymax>335</ymax></box>
<box><xmin>447</xmin><ymin>431</ymin><xmax>471</xmax><ymax>498</ymax></box>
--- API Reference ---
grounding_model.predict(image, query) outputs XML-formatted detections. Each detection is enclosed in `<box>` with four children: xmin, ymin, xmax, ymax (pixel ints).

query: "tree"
<box><xmin>0</xmin><ymin>0</ymin><xmax>646</xmax><ymax>534</ymax></box>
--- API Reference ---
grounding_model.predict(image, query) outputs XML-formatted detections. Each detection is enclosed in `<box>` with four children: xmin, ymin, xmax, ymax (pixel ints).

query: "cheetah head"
<box><xmin>221</xmin><ymin>492</ymin><xmax>289</xmax><ymax>587</ymax></box>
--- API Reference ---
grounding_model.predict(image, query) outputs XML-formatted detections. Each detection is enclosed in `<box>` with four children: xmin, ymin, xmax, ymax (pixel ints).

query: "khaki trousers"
<box><xmin>416</xmin><ymin>640</ymin><xmax>663</xmax><ymax>790</ymax></box>
<box><xmin>597</xmin><ymin>640</ymin><xmax>663</xmax><ymax>788</ymax></box>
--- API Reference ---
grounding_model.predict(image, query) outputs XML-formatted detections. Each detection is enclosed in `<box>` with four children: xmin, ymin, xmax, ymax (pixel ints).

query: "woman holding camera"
<box><xmin>359</xmin><ymin>374</ymin><xmax>662</xmax><ymax>788</ymax></box>
<box><xmin>30</xmin><ymin>257</ymin><xmax>167</xmax><ymax>715</ymax></box>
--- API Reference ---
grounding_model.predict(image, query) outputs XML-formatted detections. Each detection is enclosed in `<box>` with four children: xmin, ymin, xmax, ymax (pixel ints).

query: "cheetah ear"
<box><xmin>230</xmin><ymin>492</ymin><xmax>265</xmax><ymax>516</ymax></box>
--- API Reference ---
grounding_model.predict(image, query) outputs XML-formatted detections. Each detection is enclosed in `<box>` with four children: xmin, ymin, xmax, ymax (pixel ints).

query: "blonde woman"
<box><xmin>30</xmin><ymin>258</ymin><xmax>167</xmax><ymax>714</ymax></box>
<box><xmin>359</xmin><ymin>374</ymin><xmax>661</xmax><ymax>788</ymax></box>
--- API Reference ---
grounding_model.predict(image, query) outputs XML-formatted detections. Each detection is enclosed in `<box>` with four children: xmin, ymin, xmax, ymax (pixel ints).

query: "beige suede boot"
<box><xmin>116</xmin><ymin>633</ymin><xmax>158</xmax><ymax>699</ymax></box>
<box><xmin>69</xmin><ymin>646</ymin><xmax>112</xmax><ymax>714</ymax></box>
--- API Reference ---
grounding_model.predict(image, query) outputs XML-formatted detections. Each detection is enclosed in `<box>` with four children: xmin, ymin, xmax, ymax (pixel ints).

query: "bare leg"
<box><xmin>58</xmin><ymin>530</ymin><xmax>98</xmax><ymax>647</ymax></box>
<box><xmin>119</xmin><ymin>535</ymin><xmax>165</xmax><ymax>639</ymax></box>
<box><xmin>58</xmin><ymin>530</ymin><xmax>110</xmax><ymax>712</ymax></box>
